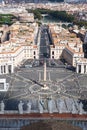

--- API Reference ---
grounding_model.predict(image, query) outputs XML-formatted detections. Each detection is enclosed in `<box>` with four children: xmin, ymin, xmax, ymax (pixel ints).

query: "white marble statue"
<box><xmin>27</xmin><ymin>101</ymin><xmax>31</xmax><ymax>113</ymax></box>
<box><xmin>59</xmin><ymin>100</ymin><xmax>64</xmax><ymax>113</ymax></box>
<box><xmin>39</xmin><ymin>99</ymin><xmax>44</xmax><ymax>113</ymax></box>
<box><xmin>79</xmin><ymin>102</ymin><xmax>83</xmax><ymax>115</ymax></box>
<box><xmin>48</xmin><ymin>99</ymin><xmax>53</xmax><ymax>113</ymax></box>
<box><xmin>72</xmin><ymin>102</ymin><xmax>77</xmax><ymax>114</ymax></box>
<box><xmin>0</xmin><ymin>101</ymin><xmax>5</xmax><ymax>114</ymax></box>
<box><xmin>18</xmin><ymin>101</ymin><xmax>24</xmax><ymax>114</ymax></box>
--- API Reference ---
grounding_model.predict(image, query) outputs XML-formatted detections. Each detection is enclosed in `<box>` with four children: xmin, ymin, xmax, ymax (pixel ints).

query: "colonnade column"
<box><xmin>0</xmin><ymin>64</ymin><xmax>14</xmax><ymax>74</ymax></box>
<box><xmin>11</xmin><ymin>64</ymin><xmax>14</xmax><ymax>73</ymax></box>
<box><xmin>0</xmin><ymin>65</ymin><xmax>1</xmax><ymax>74</ymax></box>
<box><xmin>6</xmin><ymin>65</ymin><xmax>8</xmax><ymax>74</ymax></box>
<box><xmin>76</xmin><ymin>65</ymin><xmax>79</xmax><ymax>73</ymax></box>
<box><xmin>2</xmin><ymin>66</ymin><xmax>4</xmax><ymax>74</ymax></box>
<box><xmin>86</xmin><ymin>65</ymin><xmax>87</xmax><ymax>73</ymax></box>
<box><xmin>81</xmin><ymin>64</ymin><xmax>84</xmax><ymax>74</ymax></box>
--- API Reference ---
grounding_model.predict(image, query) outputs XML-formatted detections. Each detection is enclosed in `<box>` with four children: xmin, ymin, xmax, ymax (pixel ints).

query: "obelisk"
<box><xmin>44</xmin><ymin>59</ymin><xmax>46</xmax><ymax>81</ymax></box>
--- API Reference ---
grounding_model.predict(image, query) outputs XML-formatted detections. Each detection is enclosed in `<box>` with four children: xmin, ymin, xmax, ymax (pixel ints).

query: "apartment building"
<box><xmin>0</xmin><ymin>21</ymin><xmax>39</xmax><ymax>75</ymax></box>
<box><xmin>63</xmin><ymin>46</ymin><xmax>84</xmax><ymax>67</ymax></box>
<box><xmin>48</xmin><ymin>23</ymin><xmax>87</xmax><ymax>74</ymax></box>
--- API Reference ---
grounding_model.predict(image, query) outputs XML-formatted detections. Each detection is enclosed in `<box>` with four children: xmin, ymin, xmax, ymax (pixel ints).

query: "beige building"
<box><xmin>63</xmin><ymin>46</ymin><xmax>84</xmax><ymax>67</ymax></box>
<box><xmin>18</xmin><ymin>13</ymin><xmax>34</xmax><ymax>22</ymax></box>
<box><xmin>50</xmin><ymin>45</ymin><xmax>65</xmax><ymax>59</ymax></box>
<box><xmin>0</xmin><ymin>42</ymin><xmax>39</xmax><ymax>75</ymax></box>
<box><xmin>0</xmin><ymin>22</ymin><xmax>39</xmax><ymax>75</ymax></box>
<box><xmin>49</xmin><ymin>23</ymin><xmax>87</xmax><ymax>74</ymax></box>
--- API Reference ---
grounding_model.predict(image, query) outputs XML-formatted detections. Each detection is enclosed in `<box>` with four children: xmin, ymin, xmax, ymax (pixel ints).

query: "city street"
<box><xmin>39</xmin><ymin>25</ymin><xmax>50</xmax><ymax>59</ymax></box>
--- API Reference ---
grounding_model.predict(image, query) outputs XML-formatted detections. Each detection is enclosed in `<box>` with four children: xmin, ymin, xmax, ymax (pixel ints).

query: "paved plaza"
<box><xmin>0</xmin><ymin>59</ymin><xmax>87</xmax><ymax>111</ymax></box>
